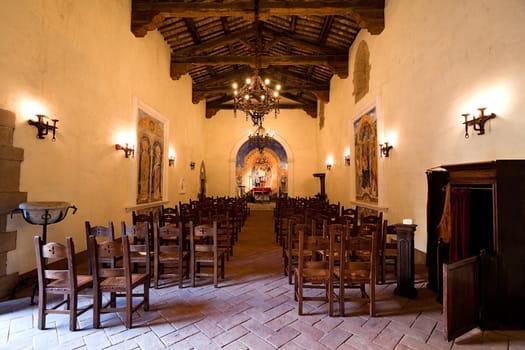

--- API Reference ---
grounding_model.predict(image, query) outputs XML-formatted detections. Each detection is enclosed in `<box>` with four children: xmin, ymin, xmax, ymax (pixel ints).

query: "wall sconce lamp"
<box><xmin>462</xmin><ymin>107</ymin><xmax>496</xmax><ymax>138</ymax></box>
<box><xmin>190</xmin><ymin>161</ymin><xmax>196</xmax><ymax>170</ymax></box>
<box><xmin>344</xmin><ymin>154</ymin><xmax>351</xmax><ymax>166</ymax></box>
<box><xmin>28</xmin><ymin>114</ymin><xmax>59</xmax><ymax>141</ymax></box>
<box><xmin>379</xmin><ymin>142</ymin><xmax>393</xmax><ymax>158</ymax></box>
<box><xmin>115</xmin><ymin>143</ymin><xmax>135</xmax><ymax>158</ymax></box>
<box><xmin>168</xmin><ymin>155</ymin><xmax>176</xmax><ymax>167</ymax></box>
<box><xmin>325</xmin><ymin>159</ymin><xmax>333</xmax><ymax>171</ymax></box>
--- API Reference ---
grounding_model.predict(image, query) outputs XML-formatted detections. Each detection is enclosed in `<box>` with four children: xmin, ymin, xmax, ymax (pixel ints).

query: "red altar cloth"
<box><xmin>251</xmin><ymin>187</ymin><xmax>271</xmax><ymax>193</ymax></box>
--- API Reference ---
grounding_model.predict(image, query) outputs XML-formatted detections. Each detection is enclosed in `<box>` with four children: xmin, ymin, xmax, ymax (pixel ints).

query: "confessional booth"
<box><xmin>426</xmin><ymin>160</ymin><xmax>525</xmax><ymax>340</ymax></box>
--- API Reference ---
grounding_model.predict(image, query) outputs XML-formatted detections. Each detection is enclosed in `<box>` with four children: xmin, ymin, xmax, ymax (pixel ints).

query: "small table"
<box><xmin>252</xmin><ymin>187</ymin><xmax>271</xmax><ymax>201</ymax></box>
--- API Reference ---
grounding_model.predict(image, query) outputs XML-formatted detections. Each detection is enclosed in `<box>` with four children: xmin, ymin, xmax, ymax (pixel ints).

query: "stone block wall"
<box><xmin>0</xmin><ymin>108</ymin><xmax>27</xmax><ymax>299</ymax></box>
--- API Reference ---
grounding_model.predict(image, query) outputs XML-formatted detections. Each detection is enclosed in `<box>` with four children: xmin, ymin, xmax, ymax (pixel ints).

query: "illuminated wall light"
<box><xmin>379</xmin><ymin>142</ymin><xmax>393</xmax><ymax>158</ymax></box>
<box><xmin>28</xmin><ymin>114</ymin><xmax>59</xmax><ymax>141</ymax></box>
<box><xmin>461</xmin><ymin>107</ymin><xmax>496</xmax><ymax>138</ymax></box>
<box><xmin>115</xmin><ymin>143</ymin><xmax>135</xmax><ymax>158</ymax></box>
<box><xmin>326</xmin><ymin>157</ymin><xmax>334</xmax><ymax>171</ymax></box>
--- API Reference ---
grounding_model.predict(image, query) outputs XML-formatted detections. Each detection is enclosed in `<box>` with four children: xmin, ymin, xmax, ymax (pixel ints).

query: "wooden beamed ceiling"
<box><xmin>131</xmin><ymin>0</ymin><xmax>384</xmax><ymax>118</ymax></box>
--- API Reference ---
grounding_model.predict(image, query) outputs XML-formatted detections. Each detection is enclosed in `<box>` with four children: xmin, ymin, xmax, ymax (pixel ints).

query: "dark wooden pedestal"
<box><xmin>393</xmin><ymin>223</ymin><xmax>418</xmax><ymax>299</ymax></box>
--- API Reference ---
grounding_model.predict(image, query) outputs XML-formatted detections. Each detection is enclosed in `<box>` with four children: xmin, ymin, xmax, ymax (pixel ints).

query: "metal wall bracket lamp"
<box><xmin>462</xmin><ymin>107</ymin><xmax>496</xmax><ymax>138</ymax></box>
<box><xmin>115</xmin><ymin>143</ymin><xmax>135</xmax><ymax>158</ymax></box>
<box><xmin>28</xmin><ymin>114</ymin><xmax>58</xmax><ymax>141</ymax></box>
<box><xmin>379</xmin><ymin>142</ymin><xmax>393</xmax><ymax>157</ymax></box>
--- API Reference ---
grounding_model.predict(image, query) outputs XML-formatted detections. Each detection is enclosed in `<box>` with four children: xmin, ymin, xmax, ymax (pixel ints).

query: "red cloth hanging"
<box><xmin>449</xmin><ymin>188</ymin><xmax>471</xmax><ymax>262</ymax></box>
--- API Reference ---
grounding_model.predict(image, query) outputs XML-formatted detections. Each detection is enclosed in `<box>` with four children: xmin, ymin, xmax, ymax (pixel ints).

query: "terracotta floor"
<box><xmin>1</xmin><ymin>208</ymin><xmax>524</xmax><ymax>349</ymax></box>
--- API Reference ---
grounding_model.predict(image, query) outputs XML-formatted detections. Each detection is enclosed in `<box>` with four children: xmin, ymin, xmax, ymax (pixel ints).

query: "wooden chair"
<box><xmin>332</xmin><ymin>226</ymin><xmax>379</xmax><ymax>317</ymax></box>
<box><xmin>85</xmin><ymin>221</ymin><xmax>117</xmax><ymax>274</ymax></box>
<box><xmin>159</xmin><ymin>205</ymin><xmax>180</xmax><ymax>227</ymax></box>
<box><xmin>379</xmin><ymin>220</ymin><xmax>398</xmax><ymax>284</ymax></box>
<box><xmin>213</xmin><ymin>213</ymin><xmax>234</xmax><ymax>259</ymax></box>
<box><xmin>132</xmin><ymin>211</ymin><xmax>155</xmax><ymax>240</ymax></box>
<box><xmin>154</xmin><ymin>222</ymin><xmax>189</xmax><ymax>288</ymax></box>
<box><xmin>341</xmin><ymin>206</ymin><xmax>357</xmax><ymax>220</ymax></box>
<box><xmin>284</xmin><ymin>221</ymin><xmax>311</xmax><ymax>284</ymax></box>
<box><xmin>293</xmin><ymin>227</ymin><xmax>333</xmax><ymax>315</ymax></box>
<box><xmin>120</xmin><ymin>221</ymin><xmax>153</xmax><ymax>276</ymax></box>
<box><xmin>34</xmin><ymin>236</ymin><xmax>93</xmax><ymax>331</ymax></box>
<box><xmin>190</xmin><ymin>222</ymin><xmax>227</xmax><ymax>287</ymax></box>
<box><xmin>90</xmin><ymin>234</ymin><xmax>150</xmax><ymax>329</ymax></box>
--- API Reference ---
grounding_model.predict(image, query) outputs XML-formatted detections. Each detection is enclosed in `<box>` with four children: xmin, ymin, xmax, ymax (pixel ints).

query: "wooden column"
<box><xmin>393</xmin><ymin>223</ymin><xmax>418</xmax><ymax>298</ymax></box>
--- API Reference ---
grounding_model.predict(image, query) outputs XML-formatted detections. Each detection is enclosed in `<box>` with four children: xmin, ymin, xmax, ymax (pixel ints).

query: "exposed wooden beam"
<box><xmin>131</xmin><ymin>0</ymin><xmax>384</xmax><ymax>37</ymax></box>
<box><xmin>171</xmin><ymin>54</ymin><xmax>348</xmax><ymax>77</ymax></box>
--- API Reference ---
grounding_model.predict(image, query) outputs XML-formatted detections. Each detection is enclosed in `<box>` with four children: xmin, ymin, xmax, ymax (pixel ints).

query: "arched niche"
<box><xmin>229</xmin><ymin>135</ymin><xmax>294</xmax><ymax>198</ymax></box>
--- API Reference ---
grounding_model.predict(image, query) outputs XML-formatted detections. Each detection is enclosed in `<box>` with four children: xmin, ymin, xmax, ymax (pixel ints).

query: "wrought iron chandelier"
<box><xmin>233</xmin><ymin>74</ymin><xmax>281</xmax><ymax>124</ymax></box>
<box><xmin>232</xmin><ymin>0</ymin><xmax>281</xmax><ymax>126</ymax></box>
<box><xmin>248</xmin><ymin>123</ymin><xmax>273</xmax><ymax>154</ymax></box>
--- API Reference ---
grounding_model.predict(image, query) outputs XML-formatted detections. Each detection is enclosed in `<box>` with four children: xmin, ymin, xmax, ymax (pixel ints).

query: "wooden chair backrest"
<box><xmin>297</xmin><ymin>228</ymin><xmax>331</xmax><ymax>271</ymax></box>
<box><xmin>157</xmin><ymin>222</ymin><xmax>185</xmax><ymax>252</ymax></box>
<box><xmin>90</xmin><ymin>235</ymin><xmax>130</xmax><ymax>280</ymax></box>
<box><xmin>122</xmin><ymin>221</ymin><xmax>152</xmax><ymax>276</ymax></box>
<box><xmin>192</xmin><ymin>222</ymin><xmax>218</xmax><ymax>253</ymax></box>
<box><xmin>35</xmin><ymin>236</ymin><xmax>77</xmax><ymax>289</ymax></box>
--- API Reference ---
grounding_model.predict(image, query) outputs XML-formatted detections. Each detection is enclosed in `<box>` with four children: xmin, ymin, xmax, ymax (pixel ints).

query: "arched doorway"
<box><xmin>235</xmin><ymin>139</ymin><xmax>288</xmax><ymax>200</ymax></box>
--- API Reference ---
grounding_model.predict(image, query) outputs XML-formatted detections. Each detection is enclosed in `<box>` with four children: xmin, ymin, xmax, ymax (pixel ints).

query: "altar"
<box><xmin>251</xmin><ymin>187</ymin><xmax>271</xmax><ymax>202</ymax></box>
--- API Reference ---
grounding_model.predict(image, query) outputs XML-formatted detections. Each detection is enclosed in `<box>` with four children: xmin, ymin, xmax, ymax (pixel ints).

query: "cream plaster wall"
<box><xmin>0</xmin><ymin>0</ymin><xmax>205</xmax><ymax>274</ymax></box>
<box><xmin>203</xmin><ymin>108</ymin><xmax>321</xmax><ymax>198</ymax></box>
<box><xmin>322</xmin><ymin>0</ymin><xmax>525</xmax><ymax>251</ymax></box>
<box><xmin>2</xmin><ymin>0</ymin><xmax>524</xmax><ymax>275</ymax></box>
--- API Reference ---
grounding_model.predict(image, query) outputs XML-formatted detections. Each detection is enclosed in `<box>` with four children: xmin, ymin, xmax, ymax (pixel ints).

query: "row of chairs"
<box><xmin>35</xmin><ymin>214</ymin><xmax>231</xmax><ymax>331</ymax></box>
<box><xmin>293</xmin><ymin>222</ymin><xmax>380</xmax><ymax>317</ymax></box>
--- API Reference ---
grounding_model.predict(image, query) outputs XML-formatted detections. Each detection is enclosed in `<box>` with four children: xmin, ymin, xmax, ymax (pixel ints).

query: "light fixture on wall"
<box><xmin>115</xmin><ymin>143</ymin><xmax>135</xmax><ymax>158</ymax></box>
<box><xmin>28</xmin><ymin>114</ymin><xmax>59</xmax><ymax>141</ymax></box>
<box><xmin>462</xmin><ymin>107</ymin><xmax>496</xmax><ymax>138</ymax></box>
<box><xmin>326</xmin><ymin>158</ymin><xmax>334</xmax><ymax>171</ymax></box>
<box><xmin>344</xmin><ymin>153</ymin><xmax>351</xmax><ymax>166</ymax></box>
<box><xmin>379</xmin><ymin>142</ymin><xmax>393</xmax><ymax>158</ymax></box>
<box><xmin>232</xmin><ymin>0</ymin><xmax>281</xmax><ymax>124</ymax></box>
<box><xmin>190</xmin><ymin>161</ymin><xmax>196</xmax><ymax>170</ymax></box>
<box><xmin>168</xmin><ymin>156</ymin><xmax>176</xmax><ymax>167</ymax></box>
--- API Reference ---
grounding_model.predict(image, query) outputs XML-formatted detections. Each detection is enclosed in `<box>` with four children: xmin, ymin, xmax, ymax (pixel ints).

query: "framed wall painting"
<box><xmin>353</xmin><ymin>105</ymin><xmax>378</xmax><ymax>203</ymax></box>
<box><xmin>135</xmin><ymin>99</ymin><xmax>168</xmax><ymax>205</ymax></box>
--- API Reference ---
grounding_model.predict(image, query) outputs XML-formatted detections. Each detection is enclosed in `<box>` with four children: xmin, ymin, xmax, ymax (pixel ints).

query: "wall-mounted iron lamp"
<box><xmin>379</xmin><ymin>142</ymin><xmax>393</xmax><ymax>158</ymax></box>
<box><xmin>344</xmin><ymin>154</ymin><xmax>351</xmax><ymax>166</ymax></box>
<box><xmin>168</xmin><ymin>155</ymin><xmax>176</xmax><ymax>167</ymax></box>
<box><xmin>115</xmin><ymin>143</ymin><xmax>135</xmax><ymax>158</ymax></box>
<box><xmin>462</xmin><ymin>107</ymin><xmax>496</xmax><ymax>138</ymax></box>
<box><xmin>325</xmin><ymin>159</ymin><xmax>333</xmax><ymax>171</ymax></box>
<box><xmin>190</xmin><ymin>161</ymin><xmax>196</xmax><ymax>170</ymax></box>
<box><xmin>28</xmin><ymin>114</ymin><xmax>59</xmax><ymax>141</ymax></box>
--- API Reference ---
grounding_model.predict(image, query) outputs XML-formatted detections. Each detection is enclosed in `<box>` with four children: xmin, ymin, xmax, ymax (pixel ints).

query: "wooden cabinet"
<box><xmin>427</xmin><ymin>160</ymin><xmax>525</xmax><ymax>340</ymax></box>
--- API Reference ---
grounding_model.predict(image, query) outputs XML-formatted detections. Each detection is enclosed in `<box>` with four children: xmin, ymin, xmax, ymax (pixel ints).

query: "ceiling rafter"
<box><xmin>130</xmin><ymin>0</ymin><xmax>384</xmax><ymax>118</ymax></box>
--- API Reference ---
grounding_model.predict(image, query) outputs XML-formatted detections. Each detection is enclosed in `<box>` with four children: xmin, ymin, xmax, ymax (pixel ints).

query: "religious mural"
<box><xmin>354</xmin><ymin>106</ymin><xmax>378</xmax><ymax>203</ymax></box>
<box><xmin>136</xmin><ymin>105</ymin><xmax>165</xmax><ymax>204</ymax></box>
<box><xmin>235</xmin><ymin>140</ymin><xmax>288</xmax><ymax>199</ymax></box>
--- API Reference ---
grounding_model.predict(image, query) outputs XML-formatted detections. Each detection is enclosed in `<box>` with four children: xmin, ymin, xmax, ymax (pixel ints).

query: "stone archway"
<box><xmin>229</xmin><ymin>136</ymin><xmax>294</xmax><ymax>199</ymax></box>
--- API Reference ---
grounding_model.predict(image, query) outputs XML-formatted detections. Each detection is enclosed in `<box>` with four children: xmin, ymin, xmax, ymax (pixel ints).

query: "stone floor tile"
<box><xmin>212</xmin><ymin>325</ymin><xmax>249</xmax><ymax>348</ymax></box>
<box><xmin>318</xmin><ymin>326</ymin><xmax>352</xmax><ymax>349</ymax></box>
<box><xmin>0</xmin><ymin>210</ymin><xmax>521</xmax><ymax>350</ymax></box>
<box><xmin>161</xmin><ymin>324</ymin><xmax>201</xmax><ymax>346</ymax></box>
<box><xmin>241</xmin><ymin>318</ymin><xmax>275</xmax><ymax>339</ymax></box>
<box><xmin>266</xmin><ymin>325</ymin><xmax>300</xmax><ymax>348</ymax></box>
<box><xmin>239</xmin><ymin>332</ymin><xmax>275</xmax><ymax>350</ymax></box>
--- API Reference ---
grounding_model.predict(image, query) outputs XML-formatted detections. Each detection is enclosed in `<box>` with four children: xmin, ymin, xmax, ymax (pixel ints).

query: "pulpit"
<box><xmin>392</xmin><ymin>223</ymin><xmax>417</xmax><ymax>299</ymax></box>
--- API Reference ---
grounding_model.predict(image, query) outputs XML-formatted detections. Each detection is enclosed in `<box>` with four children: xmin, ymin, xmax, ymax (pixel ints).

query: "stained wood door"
<box><xmin>443</xmin><ymin>256</ymin><xmax>479</xmax><ymax>341</ymax></box>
